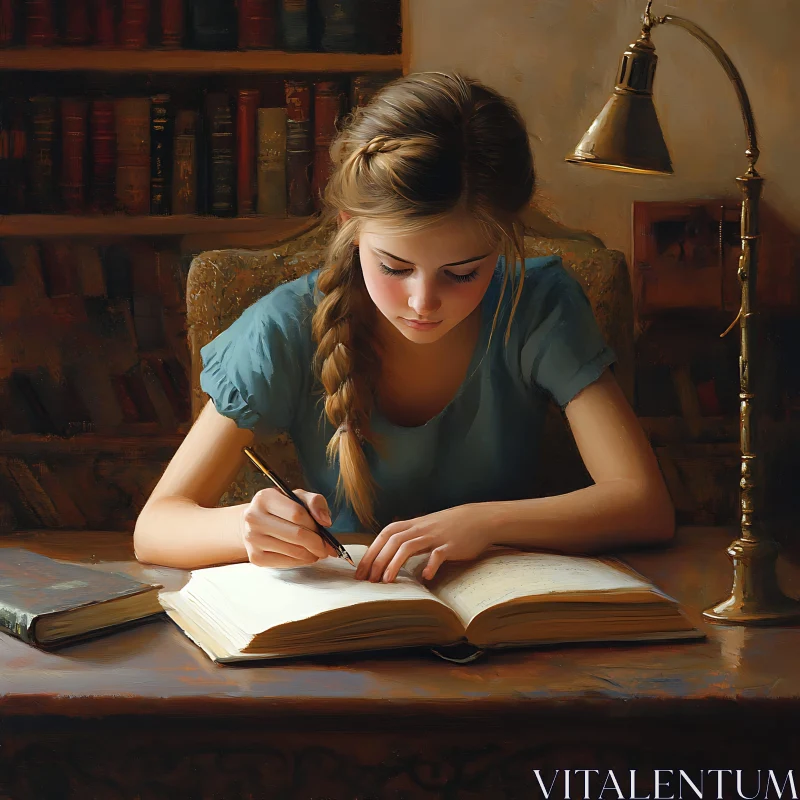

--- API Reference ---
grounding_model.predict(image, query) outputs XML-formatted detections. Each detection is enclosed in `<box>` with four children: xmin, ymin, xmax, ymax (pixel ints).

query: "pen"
<box><xmin>242</xmin><ymin>447</ymin><xmax>356</xmax><ymax>568</ymax></box>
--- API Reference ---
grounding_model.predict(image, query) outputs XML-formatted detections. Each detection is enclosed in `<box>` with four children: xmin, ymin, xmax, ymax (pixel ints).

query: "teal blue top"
<box><xmin>200</xmin><ymin>255</ymin><xmax>616</xmax><ymax>533</ymax></box>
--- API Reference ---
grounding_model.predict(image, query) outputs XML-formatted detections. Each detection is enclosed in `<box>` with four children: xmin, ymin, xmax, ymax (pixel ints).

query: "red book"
<box><xmin>64</xmin><ymin>0</ymin><xmax>92</xmax><ymax>44</ymax></box>
<box><xmin>93</xmin><ymin>0</ymin><xmax>116</xmax><ymax>46</ymax></box>
<box><xmin>115</xmin><ymin>97</ymin><xmax>151</xmax><ymax>215</ymax></box>
<box><xmin>0</xmin><ymin>0</ymin><xmax>15</xmax><ymax>46</ymax></box>
<box><xmin>60</xmin><ymin>98</ymin><xmax>88</xmax><ymax>213</ymax></box>
<box><xmin>238</xmin><ymin>0</ymin><xmax>277</xmax><ymax>49</ymax></box>
<box><xmin>311</xmin><ymin>80</ymin><xmax>344</xmax><ymax>211</ymax></box>
<box><xmin>90</xmin><ymin>99</ymin><xmax>116</xmax><ymax>212</ymax></box>
<box><xmin>284</xmin><ymin>79</ymin><xmax>311</xmax><ymax>123</ymax></box>
<box><xmin>161</xmin><ymin>0</ymin><xmax>184</xmax><ymax>47</ymax></box>
<box><xmin>236</xmin><ymin>89</ymin><xmax>259</xmax><ymax>216</ymax></box>
<box><xmin>24</xmin><ymin>0</ymin><xmax>56</xmax><ymax>45</ymax></box>
<box><xmin>119</xmin><ymin>0</ymin><xmax>150</xmax><ymax>49</ymax></box>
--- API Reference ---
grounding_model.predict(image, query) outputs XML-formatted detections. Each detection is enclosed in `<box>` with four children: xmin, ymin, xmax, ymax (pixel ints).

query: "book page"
<box><xmin>412</xmin><ymin>548</ymin><xmax>667</xmax><ymax>628</ymax></box>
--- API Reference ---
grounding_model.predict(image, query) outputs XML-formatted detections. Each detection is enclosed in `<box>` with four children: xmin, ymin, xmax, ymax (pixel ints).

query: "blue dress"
<box><xmin>200</xmin><ymin>255</ymin><xmax>617</xmax><ymax>533</ymax></box>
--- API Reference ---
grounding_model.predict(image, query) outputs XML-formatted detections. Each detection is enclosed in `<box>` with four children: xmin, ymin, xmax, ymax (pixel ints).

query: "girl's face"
<box><xmin>353</xmin><ymin>210</ymin><xmax>501</xmax><ymax>347</ymax></box>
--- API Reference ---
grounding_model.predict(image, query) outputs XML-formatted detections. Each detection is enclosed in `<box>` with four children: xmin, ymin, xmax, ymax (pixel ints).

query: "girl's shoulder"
<box><xmin>243</xmin><ymin>269</ymin><xmax>321</xmax><ymax>335</ymax></box>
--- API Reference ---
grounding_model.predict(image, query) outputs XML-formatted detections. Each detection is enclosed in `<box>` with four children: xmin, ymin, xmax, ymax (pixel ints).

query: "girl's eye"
<box><xmin>447</xmin><ymin>270</ymin><xmax>479</xmax><ymax>284</ymax></box>
<box><xmin>378</xmin><ymin>262</ymin><xmax>410</xmax><ymax>277</ymax></box>
<box><xmin>377</xmin><ymin>262</ymin><xmax>480</xmax><ymax>283</ymax></box>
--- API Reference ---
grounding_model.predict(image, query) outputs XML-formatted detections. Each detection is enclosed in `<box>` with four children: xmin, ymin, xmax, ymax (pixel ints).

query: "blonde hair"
<box><xmin>311</xmin><ymin>72</ymin><xmax>535</xmax><ymax>532</ymax></box>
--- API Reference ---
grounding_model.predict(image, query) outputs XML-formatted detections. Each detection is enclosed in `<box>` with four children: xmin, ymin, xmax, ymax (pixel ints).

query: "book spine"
<box><xmin>115</xmin><ymin>97</ymin><xmax>151</xmax><ymax>215</ymax></box>
<box><xmin>171</xmin><ymin>109</ymin><xmax>197</xmax><ymax>215</ymax></box>
<box><xmin>190</xmin><ymin>0</ymin><xmax>236</xmax><ymax>50</ymax></box>
<box><xmin>280</xmin><ymin>0</ymin><xmax>307</xmax><ymax>51</ymax></box>
<box><xmin>8</xmin><ymin>101</ymin><xmax>27</xmax><ymax>213</ymax></box>
<box><xmin>0</xmin><ymin>101</ymin><xmax>9</xmax><ymax>214</ymax></box>
<box><xmin>239</xmin><ymin>0</ymin><xmax>277</xmax><ymax>49</ymax></box>
<box><xmin>60</xmin><ymin>97</ymin><xmax>88</xmax><ymax>214</ymax></box>
<box><xmin>24</xmin><ymin>0</ymin><xmax>56</xmax><ymax>46</ymax></box>
<box><xmin>89</xmin><ymin>99</ymin><xmax>116</xmax><ymax>212</ymax></box>
<box><xmin>318</xmin><ymin>0</ymin><xmax>356</xmax><ymax>52</ymax></box>
<box><xmin>0</xmin><ymin>0</ymin><xmax>16</xmax><ymax>46</ymax></box>
<box><xmin>311</xmin><ymin>80</ymin><xmax>343</xmax><ymax>212</ymax></box>
<box><xmin>160</xmin><ymin>0</ymin><xmax>184</xmax><ymax>47</ymax></box>
<box><xmin>350</xmin><ymin>73</ymin><xmax>392</xmax><ymax>111</ymax></box>
<box><xmin>284</xmin><ymin>79</ymin><xmax>312</xmax><ymax>216</ymax></box>
<box><xmin>235</xmin><ymin>89</ymin><xmax>259</xmax><ymax>216</ymax></box>
<box><xmin>256</xmin><ymin>107</ymin><xmax>287</xmax><ymax>216</ymax></box>
<box><xmin>205</xmin><ymin>93</ymin><xmax>235</xmax><ymax>217</ymax></box>
<box><xmin>150</xmin><ymin>93</ymin><xmax>173</xmax><ymax>215</ymax></box>
<box><xmin>28</xmin><ymin>95</ymin><xmax>60</xmax><ymax>213</ymax></box>
<box><xmin>63</xmin><ymin>0</ymin><xmax>92</xmax><ymax>44</ymax></box>
<box><xmin>356</xmin><ymin>0</ymin><xmax>400</xmax><ymax>54</ymax></box>
<box><xmin>119</xmin><ymin>0</ymin><xmax>149</xmax><ymax>48</ymax></box>
<box><xmin>93</xmin><ymin>0</ymin><xmax>116</xmax><ymax>46</ymax></box>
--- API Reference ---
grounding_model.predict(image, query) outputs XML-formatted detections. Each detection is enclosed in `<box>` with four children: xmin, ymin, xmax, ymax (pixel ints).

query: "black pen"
<box><xmin>242</xmin><ymin>447</ymin><xmax>356</xmax><ymax>568</ymax></box>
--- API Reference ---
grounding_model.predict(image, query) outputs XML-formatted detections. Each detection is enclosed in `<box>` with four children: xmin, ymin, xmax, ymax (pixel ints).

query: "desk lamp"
<box><xmin>566</xmin><ymin>1</ymin><xmax>800</xmax><ymax>625</ymax></box>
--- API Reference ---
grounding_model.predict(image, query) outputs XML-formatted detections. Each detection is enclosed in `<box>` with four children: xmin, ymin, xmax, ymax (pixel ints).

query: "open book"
<box><xmin>159</xmin><ymin>544</ymin><xmax>703</xmax><ymax>663</ymax></box>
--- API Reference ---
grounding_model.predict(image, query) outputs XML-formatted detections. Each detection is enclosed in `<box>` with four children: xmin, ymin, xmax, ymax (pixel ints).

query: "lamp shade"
<box><xmin>566</xmin><ymin>31</ymin><xmax>673</xmax><ymax>175</ymax></box>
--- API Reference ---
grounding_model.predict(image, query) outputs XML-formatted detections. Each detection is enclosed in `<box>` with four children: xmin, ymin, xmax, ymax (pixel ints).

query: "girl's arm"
<box><xmin>489</xmin><ymin>369</ymin><xmax>676</xmax><ymax>552</ymax></box>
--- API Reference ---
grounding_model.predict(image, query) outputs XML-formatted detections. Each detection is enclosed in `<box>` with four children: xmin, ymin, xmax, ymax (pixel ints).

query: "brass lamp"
<box><xmin>567</xmin><ymin>1</ymin><xmax>800</xmax><ymax>625</ymax></box>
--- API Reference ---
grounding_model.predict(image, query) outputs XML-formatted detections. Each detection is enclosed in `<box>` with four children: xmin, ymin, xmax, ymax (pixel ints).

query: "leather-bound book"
<box><xmin>256</xmin><ymin>107</ymin><xmax>286</xmax><ymax>216</ymax></box>
<box><xmin>115</xmin><ymin>97</ymin><xmax>151</xmax><ymax>215</ymax></box>
<box><xmin>89</xmin><ymin>98</ymin><xmax>116</xmax><ymax>212</ymax></box>
<box><xmin>236</xmin><ymin>89</ymin><xmax>259</xmax><ymax>216</ymax></box>
<box><xmin>357</xmin><ymin>0</ymin><xmax>400</xmax><ymax>54</ymax></box>
<box><xmin>189</xmin><ymin>0</ymin><xmax>236</xmax><ymax>50</ymax></box>
<box><xmin>284</xmin><ymin>79</ymin><xmax>312</xmax><ymax>216</ymax></box>
<box><xmin>60</xmin><ymin>98</ymin><xmax>88</xmax><ymax>213</ymax></box>
<box><xmin>0</xmin><ymin>547</ymin><xmax>163</xmax><ymax>649</ymax></box>
<box><xmin>150</xmin><ymin>93</ymin><xmax>172</xmax><ymax>215</ymax></box>
<box><xmin>238</xmin><ymin>0</ymin><xmax>277</xmax><ymax>49</ymax></box>
<box><xmin>160</xmin><ymin>0</ymin><xmax>184</xmax><ymax>47</ymax></box>
<box><xmin>279</xmin><ymin>0</ymin><xmax>307</xmax><ymax>51</ymax></box>
<box><xmin>93</xmin><ymin>0</ymin><xmax>116</xmax><ymax>46</ymax></box>
<box><xmin>171</xmin><ymin>109</ymin><xmax>197</xmax><ymax>214</ymax></box>
<box><xmin>318</xmin><ymin>0</ymin><xmax>356</xmax><ymax>52</ymax></box>
<box><xmin>311</xmin><ymin>80</ymin><xmax>343</xmax><ymax>212</ymax></box>
<box><xmin>24</xmin><ymin>0</ymin><xmax>56</xmax><ymax>45</ymax></box>
<box><xmin>119</xmin><ymin>0</ymin><xmax>149</xmax><ymax>48</ymax></box>
<box><xmin>0</xmin><ymin>0</ymin><xmax>17</xmax><ymax>46</ymax></box>
<box><xmin>204</xmin><ymin>92</ymin><xmax>235</xmax><ymax>217</ymax></box>
<box><xmin>63</xmin><ymin>0</ymin><xmax>92</xmax><ymax>44</ymax></box>
<box><xmin>350</xmin><ymin>73</ymin><xmax>395</xmax><ymax>110</ymax></box>
<box><xmin>28</xmin><ymin>95</ymin><xmax>60</xmax><ymax>213</ymax></box>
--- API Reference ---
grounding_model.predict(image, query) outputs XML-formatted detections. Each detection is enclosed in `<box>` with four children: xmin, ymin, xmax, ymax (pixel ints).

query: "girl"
<box><xmin>134</xmin><ymin>72</ymin><xmax>674</xmax><ymax>583</ymax></box>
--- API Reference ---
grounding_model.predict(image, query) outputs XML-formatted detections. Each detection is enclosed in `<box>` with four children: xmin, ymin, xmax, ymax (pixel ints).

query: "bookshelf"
<box><xmin>0</xmin><ymin>0</ymin><xmax>407</xmax><ymax>533</ymax></box>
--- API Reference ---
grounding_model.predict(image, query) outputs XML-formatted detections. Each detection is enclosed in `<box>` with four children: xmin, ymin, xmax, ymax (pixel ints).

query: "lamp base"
<box><xmin>703</xmin><ymin>536</ymin><xmax>800</xmax><ymax>625</ymax></box>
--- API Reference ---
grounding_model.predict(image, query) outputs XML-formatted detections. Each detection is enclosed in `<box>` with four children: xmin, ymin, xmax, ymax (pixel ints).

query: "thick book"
<box><xmin>24</xmin><ymin>0</ymin><xmax>56</xmax><ymax>46</ymax></box>
<box><xmin>115</xmin><ymin>97</ymin><xmax>151</xmax><ymax>215</ymax></box>
<box><xmin>171</xmin><ymin>109</ymin><xmax>198</xmax><ymax>214</ymax></box>
<box><xmin>284</xmin><ymin>79</ymin><xmax>312</xmax><ymax>216</ymax></box>
<box><xmin>94</xmin><ymin>0</ymin><xmax>116</xmax><ymax>47</ymax></box>
<box><xmin>256</xmin><ymin>107</ymin><xmax>287</xmax><ymax>215</ymax></box>
<box><xmin>0</xmin><ymin>548</ymin><xmax>163</xmax><ymax>648</ymax></box>
<box><xmin>204</xmin><ymin>92</ymin><xmax>235</xmax><ymax>217</ymax></box>
<box><xmin>235</xmin><ymin>89</ymin><xmax>260</xmax><ymax>216</ymax></box>
<box><xmin>280</xmin><ymin>0</ymin><xmax>308</xmax><ymax>51</ymax></box>
<box><xmin>89</xmin><ymin>99</ymin><xmax>116</xmax><ymax>212</ymax></box>
<box><xmin>161</xmin><ymin>544</ymin><xmax>703</xmax><ymax>664</ymax></box>
<box><xmin>160</xmin><ymin>0</ymin><xmax>184</xmax><ymax>47</ymax></box>
<box><xmin>311</xmin><ymin>79</ymin><xmax>344</xmax><ymax>211</ymax></box>
<box><xmin>119</xmin><ymin>0</ymin><xmax>150</xmax><ymax>48</ymax></box>
<box><xmin>60</xmin><ymin>97</ymin><xmax>88</xmax><ymax>213</ymax></box>
<box><xmin>238</xmin><ymin>0</ymin><xmax>277</xmax><ymax>49</ymax></box>
<box><xmin>63</xmin><ymin>0</ymin><xmax>92</xmax><ymax>44</ymax></box>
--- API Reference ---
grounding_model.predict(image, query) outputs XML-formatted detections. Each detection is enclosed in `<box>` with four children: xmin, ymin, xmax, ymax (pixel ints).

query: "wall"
<box><xmin>407</xmin><ymin>0</ymin><xmax>798</xmax><ymax>265</ymax></box>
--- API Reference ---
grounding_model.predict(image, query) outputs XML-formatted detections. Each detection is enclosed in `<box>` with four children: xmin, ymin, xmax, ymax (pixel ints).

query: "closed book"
<box><xmin>256</xmin><ymin>107</ymin><xmax>286</xmax><ymax>216</ymax></box>
<box><xmin>171</xmin><ymin>109</ymin><xmax>197</xmax><ymax>214</ymax></box>
<box><xmin>284</xmin><ymin>79</ymin><xmax>312</xmax><ymax>216</ymax></box>
<box><xmin>28</xmin><ymin>95</ymin><xmax>60</xmax><ymax>213</ymax></box>
<box><xmin>311</xmin><ymin>80</ymin><xmax>343</xmax><ymax>211</ymax></box>
<box><xmin>189</xmin><ymin>0</ymin><xmax>236</xmax><ymax>49</ymax></box>
<box><xmin>63</xmin><ymin>0</ymin><xmax>92</xmax><ymax>44</ymax></box>
<box><xmin>89</xmin><ymin>98</ymin><xmax>116</xmax><ymax>212</ymax></box>
<box><xmin>24</xmin><ymin>0</ymin><xmax>56</xmax><ymax>45</ymax></box>
<box><xmin>350</xmin><ymin>73</ymin><xmax>395</xmax><ymax>111</ymax></box>
<box><xmin>0</xmin><ymin>547</ymin><xmax>163</xmax><ymax>648</ymax></box>
<box><xmin>150</xmin><ymin>93</ymin><xmax>173</xmax><ymax>215</ymax></box>
<box><xmin>93</xmin><ymin>0</ymin><xmax>116</xmax><ymax>46</ymax></box>
<box><xmin>115</xmin><ymin>97</ymin><xmax>151</xmax><ymax>215</ymax></box>
<box><xmin>0</xmin><ymin>0</ymin><xmax>16</xmax><ymax>46</ymax></box>
<box><xmin>238</xmin><ymin>0</ymin><xmax>277</xmax><ymax>49</ymax></box>
<box><xmin>119</xmin><ymin>0</ymin><xmax>149</xmax><ymax>48</ymax></box>
<box><xmin>235</xmin><ymin>89</ymin><xmax>259</xmax><ymax>216</ymax></box>
<box><xmin>318</xmin><ymin>0</ymin><xmax>356</xmax><ymax>53</ymax></box>
<box><xmin>279</xmin><ymin>0</ymin><xmax>307</xmax><ymax>51</ymax></box>
<box><xmin>7</xmin><ymin>99</ymin><xmax>27</xmax><ymax>212</ymax></box>
<box><xmin>60</xmin><ymin>97</ymin><xmax>88</xmax><ymax>213</ymax></box>
<box><xmin>204</xmin><ymin>92</ymin><xmax>235</xmax><ymax>217</ymax></box>
<box><xmin>160</xmin><ymin>0</ymin><xmax>184</xmax><ymax>47</ymax></box>
<box><xmin>161</xmin><ymin>545</ymin><xmax>703</xmax><ymax>664</ymax></box>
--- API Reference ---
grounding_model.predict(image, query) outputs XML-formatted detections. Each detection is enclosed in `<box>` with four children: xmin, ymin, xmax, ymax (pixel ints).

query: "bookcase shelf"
<box><xmin>0</xmin><ymin>48</ymin><xmax>403</xmax><ymax>75</ymax></box>
<box><xmin>0</xmin><ymin>213</ymin><xmax>318</xmax><ymax>239</ymax></box>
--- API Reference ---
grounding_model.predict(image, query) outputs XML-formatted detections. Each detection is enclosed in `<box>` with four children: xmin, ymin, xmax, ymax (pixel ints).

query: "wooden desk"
<box><xmin>0</xmin><ymin>527</ymin><xmax>798</xmax><ymax>799</ymax></box>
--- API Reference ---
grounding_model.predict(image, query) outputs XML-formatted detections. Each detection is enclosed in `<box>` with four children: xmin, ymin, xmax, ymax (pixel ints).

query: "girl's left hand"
<box><xmin>354</xmin><ymin>503</ymin><xmax>494</xmax><ymax>583</ymax></box>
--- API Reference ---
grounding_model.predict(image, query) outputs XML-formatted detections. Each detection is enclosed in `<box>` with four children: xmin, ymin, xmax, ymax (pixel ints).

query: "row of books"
<box><xmin>0</xmin><ymin>0</ymin><xmax>400</xmax><ymax>53</ymax></box>
<box><xmin>0</xmin><ymin>239</ymin><xmax>192</xmax><ymax>436</ymax></box>
<box><xmin>0</xmin><ymin>73</ymin><xmax>394</xmax><ymax>216</ymax></box>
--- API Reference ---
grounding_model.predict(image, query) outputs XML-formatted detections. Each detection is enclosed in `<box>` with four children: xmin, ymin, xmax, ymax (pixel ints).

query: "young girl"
<box><xmin>134</xmin><ymin>72</ymin><xmax>674</xmax><ymax>583</ymax></box>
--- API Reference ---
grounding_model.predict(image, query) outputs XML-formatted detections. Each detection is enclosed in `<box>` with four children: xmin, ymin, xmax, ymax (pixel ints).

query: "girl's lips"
<box><xmin>400</xmin><ymin>318</ymin><xmax>443</xmax><ymax>330</ymax></box>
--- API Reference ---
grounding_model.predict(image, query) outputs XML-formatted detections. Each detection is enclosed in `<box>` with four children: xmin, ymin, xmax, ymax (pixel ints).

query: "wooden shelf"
<box><xmin>0</xmin><ymin>48</ymin><xmax>403</xmax><ymax>74</ymax></box>
<box><xmin>0</xmin><ymin>213</ymin><xmax>318</xmax><ymax>239</ymax></box>
<box><xmin>0</xmin><ymin>432</ymin><xmax>184</xmax><ymax>457</ymax></box>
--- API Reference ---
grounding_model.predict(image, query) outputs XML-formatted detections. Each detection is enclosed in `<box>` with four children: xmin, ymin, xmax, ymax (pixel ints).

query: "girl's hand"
<box><xmin>354</xmin><ymin>504</ymin><xmax>494</xmax><ymax>583</ymax></box>
<box><xmin>240</xmin><ymin>488</ymin><xmax>338</xmax><ymax>568</ymax></box>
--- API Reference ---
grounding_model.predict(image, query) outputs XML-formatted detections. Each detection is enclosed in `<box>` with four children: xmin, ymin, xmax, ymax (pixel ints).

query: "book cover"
<box><xmin>256</xmin><ymin>107</ymin><xmax>287</xmax><ymax>216</ymax></box>
<box><xmin>63</xmin><ymin>0</ymin><xmax>92</xmax><ymax>44</ymax></box>
<box><xmin>160</xmin><ymin>0</ymin><xmax>184</xmax><ymax>47</ymax></box>
<box><xmin>238</xmin><ymin>0</ymin><xmax>277</xmax><ymax>49</ymax></box>
<box><xmin>115</xmin><ymin>97</ymin><xmax>151</xmax><ymax>215</ymax></box>
<box><xmin>171</xmin><ymin>109</ymin><xmax>198</xmax><ymax>215</ymax></box>
<box><xmin>28</xmin><ymin>95</ymin><xmax>60</xmax><ymax>213</ymax></box>
<box><xmin>284</xmin><ymin>79</ymin><xmax>312</xmax><ymax>216</ymax></box>
<box><xmin>24</xmin><ymin>0</ymin><xmax>56</xmax><ymax>46</ymax></box>
<box><xmin>0</xmin><ymin>547</ymin><xmax>163</xmax><ymax>647</ymax></box>
<box><xmin>89</xmin><ymin>99</ymin><xmax>116</xmax><ymax>212</ymax></box>
<box><xmin>60</xmin><ymin>97</ymin><xmax>88</xmax><ymax>213</ymax></box>
<box><xmin>150</xmin><ymin>93</ymin><xmax>173</xmax><ymax>215</ymax></box>
<box><xmin>318</xmin><ymin>0</ymin><xmax>356</xmax><ymax>53</ymax></box>
<box><xmin>119</xmin><ymin>0</ymin><xmax>150</xmax><ymax>48</ymax></box>
<box><xmin>236</xmin><ymin>89</ymin><xmax>259</xmax><ymax>216</ymax></box>
<box><xmin>311</xmin><ymin>80</ymin><xmax>344</xmax><ymax>212</ymax></box>
<box><xmin>93</xmin><ymin>0</ymin><xmax>117</xmax><ymax>47</ymax></box>
<box><xmin>205</xmin><ymin>92</ymin><xmax>235</xmax><ymax>217</ymax></box>
<box><xmin>279</xmin><ymin>0</ymin><xmax>307</xmax><ymax>51</ymax></box>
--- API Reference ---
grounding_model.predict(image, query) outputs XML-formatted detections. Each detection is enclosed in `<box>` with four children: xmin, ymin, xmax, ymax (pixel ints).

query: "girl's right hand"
<box><xmin>240</xmin><ymin>487</ymin><xmax>338</xmax><ymax>568</ymax></box>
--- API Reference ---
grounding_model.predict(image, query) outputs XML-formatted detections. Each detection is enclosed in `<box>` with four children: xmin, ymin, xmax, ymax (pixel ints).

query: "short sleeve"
<box><xmin>199</xmin><ymin>278</ymin><xmax>313</xmax><ymax>433</ymax></box>
<box><xmin>519</xmin><ymin>256</ymin><xmax>617</xmax><ymax>408</ymax></box>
